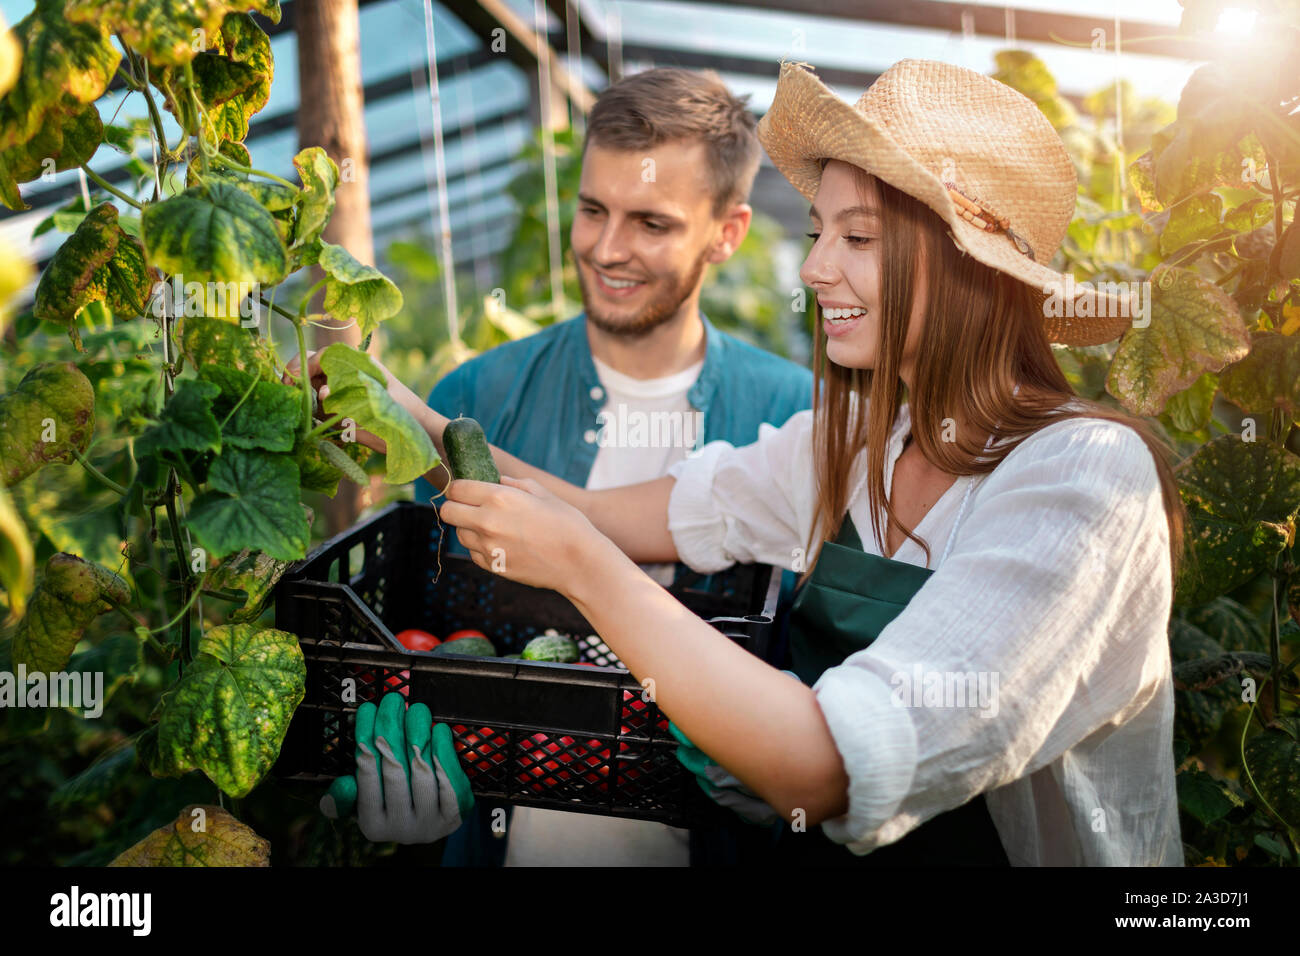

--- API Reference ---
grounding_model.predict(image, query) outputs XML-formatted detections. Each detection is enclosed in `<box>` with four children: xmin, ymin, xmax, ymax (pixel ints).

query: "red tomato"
<box><xmin>445</xmin><ymin>629</ymin><xmax>488</xmax><ymax>643</ymax></box>
<box><xmin>393</xmin><ymin>629</ymin><xmax>440</xmax><ymax>651</ymax></box>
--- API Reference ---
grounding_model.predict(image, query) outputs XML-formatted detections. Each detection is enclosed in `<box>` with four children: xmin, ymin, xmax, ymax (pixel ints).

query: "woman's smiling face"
<box><xmin>799</xmin><ymin>160</ymin><xmax>927</xmax><ymax>382</ymax></box>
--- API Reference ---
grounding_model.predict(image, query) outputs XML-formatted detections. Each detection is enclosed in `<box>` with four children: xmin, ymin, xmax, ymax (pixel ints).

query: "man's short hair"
<box><xmin>583</xmin><ymin>67</ymin><xmax>761</xmax><ymax>217</ymax></box>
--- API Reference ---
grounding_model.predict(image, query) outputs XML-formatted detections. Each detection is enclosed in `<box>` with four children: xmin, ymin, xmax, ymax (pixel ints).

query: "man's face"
<box><xmin>570</xmin><ymin>140</ymin><xmax>723</xmax><ymax>337</ymax></box>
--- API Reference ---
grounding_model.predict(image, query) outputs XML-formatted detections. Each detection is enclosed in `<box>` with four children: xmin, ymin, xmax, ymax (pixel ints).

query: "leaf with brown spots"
<box><xmin>108</xmin><ymin>804</ymin><xmax>270</xmax><ymax>866</ymax></box>
<box><xmin>1108</xmin><ymin>266</ymin><xmax>1250</xmax><ymax>417</ymax></box>
<box><xmin>154</xmin><ymin>622</ymin><xmax>304</xmax><ymax>798</ymax></box>
<box><xmin>0</xmin><ymin>361</ymin><xmax>96</xmax><ymax>487</ymax></box>
<box><xmin>1174</xmin><ymin>435</ymin><xmax>1300</xmax><ymax>606</ymax></box>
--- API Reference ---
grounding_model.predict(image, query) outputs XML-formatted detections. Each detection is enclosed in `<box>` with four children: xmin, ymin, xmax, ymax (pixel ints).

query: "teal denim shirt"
<box><xmin>416</xmin><ymin>311</ymin><xmax>812</xmax><ymax>867</ymax></box>
<box><xmin>414</xmin><ymin>312</ymin><xmax>812</xmax><ymax>512</ymax></box>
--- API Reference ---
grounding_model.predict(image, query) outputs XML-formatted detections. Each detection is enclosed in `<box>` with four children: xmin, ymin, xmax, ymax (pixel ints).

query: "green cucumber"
<box><xmin>521</xmin><ymin>633</ymin><xmax>580</xmax><ymax>663</ymax></box>
<box><xmin>431</xmin><ymin>636</ymin><xmax>496</xmax><ymax>657</ymax></box>
<box><xmin>444</xmin><ymin>417</ymin><xmax>500</xmax><ymax>483</ymax></box>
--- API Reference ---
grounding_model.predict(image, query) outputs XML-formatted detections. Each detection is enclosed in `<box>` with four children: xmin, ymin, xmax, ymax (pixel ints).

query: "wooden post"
<box><xmin>295</xmin><ymin>0</ymin><xmax>374</xmax><ymax>536</ymax></box>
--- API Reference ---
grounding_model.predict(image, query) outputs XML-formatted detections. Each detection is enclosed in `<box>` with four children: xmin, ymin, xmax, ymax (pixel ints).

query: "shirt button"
<box><xmin>590</xmin><ymin>385</ymin><xmax>604</xmax><ymax>400</ymax></box>
<box><xmin>584</xmin><ymin>429</ymin><xmax>597</xmax><ymax>443</ymax></box>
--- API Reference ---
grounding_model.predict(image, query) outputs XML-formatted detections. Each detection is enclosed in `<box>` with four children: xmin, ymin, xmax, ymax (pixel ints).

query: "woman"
<box><xmin>304</xmin><ymin>59</ymin><xmax>1186</xmax><ymax>865</ymax></box>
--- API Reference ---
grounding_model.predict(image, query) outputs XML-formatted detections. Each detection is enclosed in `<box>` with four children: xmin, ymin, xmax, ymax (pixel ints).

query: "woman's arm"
<box><xmin>407</xmin><ymin>404</ymin><xmax>679</xmax><ymax>566</ymax></box>
<box><xmin>565</xmin><ymin>535</ymin><xmax>851</xmax><ymax>824</ymax></box>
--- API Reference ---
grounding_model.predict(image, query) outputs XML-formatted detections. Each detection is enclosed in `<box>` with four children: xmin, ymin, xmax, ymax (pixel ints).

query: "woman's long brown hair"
<box><xmin>797</xmin><ymin>166</ymin><xmax>1187</xmax><ymax>591</ymax></box>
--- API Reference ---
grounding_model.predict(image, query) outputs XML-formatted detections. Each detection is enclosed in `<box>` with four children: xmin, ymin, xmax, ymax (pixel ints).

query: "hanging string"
<box><xmin>608</xmin><ymin>3</ymin><xmax>623</xmax><ymax>83</ymax></box>
<box><xmin>535</xmin><ymin>0</ymin><xmax>566</xmax><ymax>321</ymax></box>
<box><xmin>421</xmin><ymin>0</ymin><xmax>463</xmax><ymax>355</ymax></box>
<box><xmin>961</xmin><ymin>9</ymin><xmax>975</xmax><ymax>71</ymax></box>
<box><xmin>1004</xmin><ymin>6</ymin><xmax>1016</xmax><ymax>46</ymax></box>
<box><xmin>566</xmin><ymin>0</ymin><xmax>585</xmax><ymax>139</ymax></box>
<box><xmin>453</xmin><ymin>52</ymin><xmax>492</xmax><ymax>298</ymax></box>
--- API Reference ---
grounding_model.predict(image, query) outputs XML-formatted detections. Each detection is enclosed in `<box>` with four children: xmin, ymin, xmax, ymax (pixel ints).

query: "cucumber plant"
<box><xmin>0</xmin><ymin>0</ymin><xmax>440</xmax><ymax>863</ymax></box>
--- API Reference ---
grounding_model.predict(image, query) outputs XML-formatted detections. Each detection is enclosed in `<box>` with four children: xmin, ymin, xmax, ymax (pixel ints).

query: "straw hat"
<box><xmin>757</xmin><ymin>59</ymin><xmax>1140</xmax><ymax>347</ymax></box>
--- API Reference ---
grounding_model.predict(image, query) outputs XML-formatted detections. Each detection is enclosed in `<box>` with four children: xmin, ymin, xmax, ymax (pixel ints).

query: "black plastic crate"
<box><xmin>273</xmin><ymin>500</ymin><xmax>782</xmax><ymax>827</ymax></box>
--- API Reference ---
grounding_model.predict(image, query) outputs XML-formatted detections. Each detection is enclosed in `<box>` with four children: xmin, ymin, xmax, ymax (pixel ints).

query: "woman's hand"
<box><xmin>439</xmin><ymin>475</ymin><xmax>623</xmax><ymax>595</ymax></box>
<box><xmin>282</xmin><ymin>348</ymin><xmax>424</xmax><ymax>454</ymax></box>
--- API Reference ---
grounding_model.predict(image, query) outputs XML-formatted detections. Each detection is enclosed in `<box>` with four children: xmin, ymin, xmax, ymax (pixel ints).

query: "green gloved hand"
<box><xmin>668</xmin><ymin>720</ymin><xmax>780</xmax><ymax>827</ymax></box>
<box><xmin>319</xmin><ymin>691</ymin><xmax>474</xmax><ymax>843</ymax></box>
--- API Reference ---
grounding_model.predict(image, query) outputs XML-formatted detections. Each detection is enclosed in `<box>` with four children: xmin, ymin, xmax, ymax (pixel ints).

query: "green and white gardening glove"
<box><xmin>319</xmin><ymin>691</ymin><xmax>475</xmax><ymax>843</ymax></box>
<box><xmin>668</xmin><ymin>720</ymin><xmax>780</xmax><ymax>827</ymax></box>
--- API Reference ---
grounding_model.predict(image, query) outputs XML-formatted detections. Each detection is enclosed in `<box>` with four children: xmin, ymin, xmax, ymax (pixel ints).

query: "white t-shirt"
<box><xmin>504</xmin><ymin>353</ymin><xmax>704</xmax><ymax>867</ymax></box>
<box><xmin>663</xmin><ymin>399</ymin><xmax>1182</xmax><ymax>866</ymax></box>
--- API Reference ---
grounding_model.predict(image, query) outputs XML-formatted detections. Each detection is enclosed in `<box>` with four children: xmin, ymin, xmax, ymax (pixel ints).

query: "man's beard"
<box><xmin>578</xmin><ymin>249</ymin><xmax>709</xmax><ymax>338</ymax></box>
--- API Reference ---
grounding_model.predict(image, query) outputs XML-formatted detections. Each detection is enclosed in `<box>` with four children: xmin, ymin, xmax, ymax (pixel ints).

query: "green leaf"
<box><xmin>1278</xmin><ymin>221</ymin><xmax>1300</xmax><ymax>284</ymax></box>
<box><xmin>179</xmin><ymin>314</ymin><xmax>278</xmax><ymax>378</ymax></box>
<box><xmin>317</xmin><ymin>343</ymin><xmax>438</xmax><ymax>484</ymax></box>
<box><xmin>199</xmin><ymin>364</ymin><xmax>300</xmax><ymax>451</ymax></box>
<box><xmin>991</xmin><ymin>50</ymin><xmax>1077</xmax><ymax>131</ymax></box>
<box><xmin>64</xmin><ymin>0</ymin><xmax>281</xmax><ymax>70</ymax></box>
<box><xmin>0</xmin><ymin>361</ymin><xmax>96</xmax><ymax>487</ymax></box>
<box><xmin>188</xmin><ymin>447</ymin><xmax>308</xmax><ymax>560</ymax></box>
<box><xmin>1159</xmin><ymin>193</ymin><xmax>1225</xmax><ymax>257</ymax></box>
<box><xmin>153</xmin><ymin>623</ymin><xmax>304</xmax><ymax>799</ymax></box>
<box><xmin>1219</xmin><ymin>334</ymin><xmax>1300</xmax><ymax>419</ymax></box>
<box><xmin>50</xmin><ymin>743</ymin><xmax>138</xmax><ymax>809</ymax></box>
<box><xmin>1161</xmin><ymin>371</ymin><xmax>1218</xmax><ymax>436</ymax></box>
<box><xmin>11</xmin><ymin>552</ymin><xmax>130</xmax><ymax>673</ymax></box>
<box><xmin>290</xmin><ymin>146</ymin><xmax>337</xmax><ymax>250</ymax></box>
<box><xmin>67</xmin><ymin>631</ymin><xmax>144</xmax><ymax>704</ymax></box>
<box><xmin>134</xmin><ymin>377</ymin><xmax>223</xmax><ymax>460</ymax></box>
<box><xmin>1177</xmin><ymin>768</ymin><xmax>1244</xmax><ymax>825</ymax></box>
<box><xmin>207</xmin><ymin>546</ymin><xmax>288</xmax><ymax>623</ymax></box>
<box><xmin>1180</xmin><ymin>596</ymin><xmax>1268</xmax><ymax>653</ymax></box>
<box><xmin>108</xmin><ymin>803</ymin><xmax>271</xmax><ymax>866</ymax></box>
<box><xmin>1174</xmin><ymin>435</ymin><xmax>1300</xmax><ymax>606</ymax></box>
<box><xmin>1107</xmin><ymin>266</ymin><xmax>1250</xmax><ymax>417</ymax></box>
<box><xmin>0</xmin><ymin>0</ymin><xmax>120</xmax><ymax>153</ymax></box>
<box><xmin>1244</xmin><ymin>717</ymin><xmax>1300</xmax><ymax>830</ymax></box>
<box><xmin>105</xmin><ymin>232</ymin><xmax>155</xmax><ymax>317</ymax></box>
<box><xmin>317</xmin><ymin>241</ymin><xmax>404</xmax><ymax>340</ymax></box>
<box><xmin>141</xmin><ymin>181</ymin><xmax>288</xmax><ymax>286</ymax></box>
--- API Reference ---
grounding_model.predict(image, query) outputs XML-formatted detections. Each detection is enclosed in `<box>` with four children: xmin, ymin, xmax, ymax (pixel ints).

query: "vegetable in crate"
<box><xmin>431</xmin><ymin>635</ymin><xmax>496</xmax><ymax>657</ymax></box>
<box><xmin>394</xmin><ymin>629</ymin><xmax>441</xmax><ymax>651</ymax></box>
<box><xmin>522</xmin><ymin>630</ymin><xmax>580</xmax><ymax>663</ymax></box>
<box><xmin>443</xmin><ymin>417</ymin><xmax>500</xmax><ymax>483</ymax></box>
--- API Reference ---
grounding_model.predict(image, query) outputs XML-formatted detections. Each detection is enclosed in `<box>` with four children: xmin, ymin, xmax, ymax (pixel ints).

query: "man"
<box><xmin>415</xmin><ymin>67</ymin><xmax>811</xmax><ymax>866</ymax></box>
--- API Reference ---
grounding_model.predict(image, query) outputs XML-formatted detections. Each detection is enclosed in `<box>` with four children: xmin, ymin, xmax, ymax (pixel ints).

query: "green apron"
<box><xmin>773</xmin><ymin>468</ymin><xmax>1010</xmax><ymax>866</ymax></box>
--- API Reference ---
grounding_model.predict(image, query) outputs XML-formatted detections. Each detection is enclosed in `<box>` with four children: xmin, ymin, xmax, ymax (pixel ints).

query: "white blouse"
<box><xmin>665</xmin><ymin>400</ymin><xmax>1182</xmax><ymax>866</ymax></box>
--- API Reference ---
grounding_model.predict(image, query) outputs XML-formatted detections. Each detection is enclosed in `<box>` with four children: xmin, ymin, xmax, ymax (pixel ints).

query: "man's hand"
<box><xmin>319</xmin><ymin>692</ymin><xmax>475</xmax><ymax>843</ymax></box>
<box><xmin>283</xmin><ymin>349</ymin><xmax>425</xmax><ymax>456</ymax></box>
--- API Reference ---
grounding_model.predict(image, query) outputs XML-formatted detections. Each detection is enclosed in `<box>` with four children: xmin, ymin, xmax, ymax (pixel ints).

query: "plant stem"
<box><xmin>162</xmin><ymin>472</ymin><xmax>194</xmax><ymax>666</ymax></box>
<box><xmin>144</xmin><ymin>579</ymin><xmax>203</xmax><ymax>635</ymax></box>
<box><xmin>201</xmin><ymin>587</ymin><xmax>248</xmax><ymax>603</ymax></box>
<box><xmin>70</xmin><ymin>446</ymin><xmax>129</xmax><ymax>496</ymax></box>
<box><xmin>299</xmin><ymin>277</ymin><xmax>329</xmax><ymax>317</ymax></box>
<box><xmin>109</xmin><ymin>602</ymin><xmax>170</xmax><ymax>657</ymax></box>
<box><xmin>217</xmin><ymin>367</ymin><xmax>261</xmax><ymax>432</ymax></box>
<box><xmin>304</xmin><ymin>412</ymin><xmax>347</xmax><ymax>444</ymax></box>
<box><xmin>258</xmin><ymin>296</ymin><xmax>298</xmax><ymax>323</ymax></box>
<box><xmin>208</xmin><ymin>151</ymin><xmax>297</xmax><ymax>190</ymax></box>
<box><xmin>183</xmin><ymin>60</ymin><xmax>208</xmax><ymax>180</ymax></box>
<box><xmin>293</xmin><ymin>313</ymin><xmax>313</xmax><ymax>436</ymax></box>
<box><xmin>79</xmin><ymin>165</ymin><xmax>143</xmax><ymax>210</ymax></box>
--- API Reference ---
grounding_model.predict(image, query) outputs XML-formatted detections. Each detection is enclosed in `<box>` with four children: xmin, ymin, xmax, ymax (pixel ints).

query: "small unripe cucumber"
<box><xmin>444</xmin><ymin>417</ymin><xmax>500</xmax><ymax>483</ymax></box>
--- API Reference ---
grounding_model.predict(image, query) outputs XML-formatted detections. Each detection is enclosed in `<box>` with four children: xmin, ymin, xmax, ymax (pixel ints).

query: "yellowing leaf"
<box><xmin>154</xmin><ymin>623</ymin><xmax>305</xmax><ymax>798</ymax></box>
<box><xmin>12</xmin><ymin>552</ymin><xmax>130</xmax><ymax>673</ymax></box>
<box><xmin>108</xmin><ymin>804</ymin><xmax>270</xmax><ymax>866</ymax></box>
<box><xmin>0</xmin><ymin>484</ymin><xmax>33</xmax><ymax>620</ymax></box>
<box><xmin>0</xmin><ymin>361</ymin><xmax>96</xmax><ymax>487</ymax></box>
<box><xmin>1107</xmin><ymin>266</ymin><xmax>1250</xmax><ymax>417</ymax></box>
